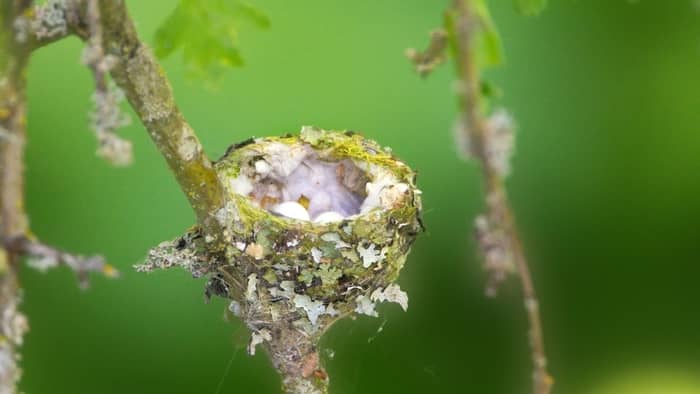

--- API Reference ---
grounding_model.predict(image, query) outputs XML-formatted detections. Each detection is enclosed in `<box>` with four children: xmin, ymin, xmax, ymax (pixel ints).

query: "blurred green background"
<box><xmin>17</xmin><ymin>0</ymin><xmax>700</xmax><ymax>393</ymax></box>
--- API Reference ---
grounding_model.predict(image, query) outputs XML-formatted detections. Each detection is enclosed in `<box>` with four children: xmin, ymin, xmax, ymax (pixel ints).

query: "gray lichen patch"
<box><xmin>354</xmin><ymin>295</ymin><xmax>378</xmax><ymax>317</ymax></box>
<box><xmin>454</xmin><ymin>108</ymin><xmax>515</xmax><ymax>177</ymax></box>
<box><xmin>370</xmin><ymin>284</ymin><xmax>409</xmax><ymax>311</ymax></box>
<box><xmin>0</xmin><ymin>273</ymin><xmax>28</xmax><ymax>394</ymax></box>
<box><xmin>474</xmin><ymin>213</ymin><xmax>515</xmax><ymax>297</ymax></box>
<box><xmin>88</xmin><ymin>82</ymin><xmax>133</xmax><ymax>166</ymax></box>
<box><xmin>357</xmin><ymin>243</ymin><xmax>386</xmax><ymax>268</ymax></box>
<box><xmin>30</xmin><ymin>0</ymin><xmax>68</xmax><ymax>40</ymax></box>
<box><xmin>248</xmin><ymin>328</ymin><xmax>271</xmax><ymax>355</ymax></box>
<box><xmin>135</xmin><ymin>231</ymin><xmax>212</xmax><ymax>279</ymax></box>
<box><xmin>177</xmin><ymin>133</ymin><xmax>200</xmax><ymax>162</ymax></box>
<box><xmin>293</xmin><ymin>294</ymin><xmax>328</xmax><ymax>326</ymax></box>
<box><xmin>140</xmin><ymin>127</ymin><xmax>423</xmax><ymax>393</ymax></box>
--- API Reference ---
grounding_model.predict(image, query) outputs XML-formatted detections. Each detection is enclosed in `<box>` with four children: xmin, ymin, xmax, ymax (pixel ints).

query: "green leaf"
<box><xmin>513</xmin><ymin>0</ymin><xmax>548</xmax><ymax>16</ymax></box>
<box><xmin>443</xmin><ymin>1</ymin><xmax>504</xmax><ymax>69</ymax></box>
<box><xmin>154</xmin><ymin>0</ymin><xmax>269</xmax><ymax>83</ymax></box>
<box><xmin>153</xmin><ymin>3</ymin><xmax>189</xmax><ymax>59</ymax></box>
<box><xmin>473</xmin><ymin>0</ymin><xmax>504</xmax><ymax>68</ymax></box>
<box><xmin>480</xmin><ymin>80</ymin><xmax>502</xmax><ymax>100</ymax></box>
<box><xmin>234</xmin><ymin>2</ymin><xmax>272</xmax><ymax>29</ymax></box>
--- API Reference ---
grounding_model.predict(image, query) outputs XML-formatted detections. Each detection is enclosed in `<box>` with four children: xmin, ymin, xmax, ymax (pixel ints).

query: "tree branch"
<box><xmin>23</xmin><ymin>0</ymin><xmax>227</xmax><ymax>238</ymax></box>
<box><xmin>89</xmin><ymin>0</ymin><xmax>226</xmax><ymax>239</ymax></box>
<box><xmin>1</xmin><ymin>1</ymin><xmax>33</xmax><ymax>392</ymax></box>
<box><xmin>4</xmin><ymin>235</ymin><xmax>119</xmax><ymax>289</ymax></box>
<box><xmin>451</xmin><ymin>1</ymin><xmax>553</xmax><ymax>393</ymax></box>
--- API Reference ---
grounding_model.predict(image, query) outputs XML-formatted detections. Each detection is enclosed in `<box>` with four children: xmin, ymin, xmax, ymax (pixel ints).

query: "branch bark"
<box><xmin>1</xmin><ymin>2</ymin><xmax>33</xmax><ymax>392</ymax></box>
<box><xmin>452</xmin><ymin>1</ymin><xmax>553</xmax><ymax>393</ymax></box>
<box><xmin>1</xmin><ymin>1</ymin><xmax>217</xmax><ymax>391</ymax></box>
<box><xmin>264</xmin><ymin>323</ymin><xmax>329</xmax><ymax>394</ymax></box>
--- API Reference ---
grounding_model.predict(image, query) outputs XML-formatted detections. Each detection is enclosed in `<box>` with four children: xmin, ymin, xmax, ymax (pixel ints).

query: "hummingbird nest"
<box><xmin>139</xmin><ymin>126</ymin><xmax>422</xmax><ymax>393</ymax></box>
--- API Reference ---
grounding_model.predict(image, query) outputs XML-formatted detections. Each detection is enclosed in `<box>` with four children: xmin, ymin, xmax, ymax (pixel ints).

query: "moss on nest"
<box><xmin>213</xmin><ymin>126</ymin><xmax>421</xmax><ymax>322</ymax></box>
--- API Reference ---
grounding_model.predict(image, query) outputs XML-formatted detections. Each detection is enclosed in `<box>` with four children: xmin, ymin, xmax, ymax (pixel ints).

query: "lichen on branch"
<box><xmin>82</xmin><ymin>0</ymin><xmax>132</xmax><ymax>166</ymax></box>
<box><xmin>5</xmin><ymin>235</ymin><xmax>119</xmax><ymax>288</ymax></box>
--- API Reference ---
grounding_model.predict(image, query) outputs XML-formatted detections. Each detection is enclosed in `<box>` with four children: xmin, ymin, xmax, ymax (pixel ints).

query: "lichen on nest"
<box><xmin>138</xmin><ymin>126</ymin><xmax>423</xmax><ymax>393</ymax></box>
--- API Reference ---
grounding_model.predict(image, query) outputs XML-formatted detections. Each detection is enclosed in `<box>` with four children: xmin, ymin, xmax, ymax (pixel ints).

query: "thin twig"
<box><xmin>0</xmin><ymin>1</ymin><xmax>225</xmax><ymax>392</ymax></box>
<box><xmin>452</xmin><ymin>1</ymin><xmax>553</xmax><ymax>393</ymax></box>
<box><xmin>4</xmin><ymin>235</ymin><xmax>119</xmax><ymax>289</ymax></box>
<box><xmin>82</xmin><ymin>0</ymin><xmax>132</xmax><ymax>166</ymax></box>
<box><xmin>405</xmin><ymin>28</ymin><xmax>449</xmax><ymax>77</ymax></box>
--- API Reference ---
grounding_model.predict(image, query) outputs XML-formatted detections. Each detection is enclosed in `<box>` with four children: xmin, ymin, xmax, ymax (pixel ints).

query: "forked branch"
<box><xmin>27</xmin><ymin>0</ymin><xmax>227</xmax><ymax>238</ymax></box>
<box><xmin>1</xmin><ymin>1</ymin><xmax>225</xmax><ymax>392</ymax></box>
